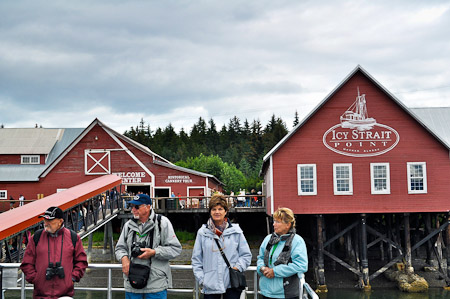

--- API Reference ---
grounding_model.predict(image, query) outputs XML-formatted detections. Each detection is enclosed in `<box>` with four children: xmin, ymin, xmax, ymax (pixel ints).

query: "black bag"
<box><xmin>128</xmin><ymin>262</ymin><xmax>150</xmax><ymax>289</ymax></box>
<box><xmin>214</xmin><ymin>239</ymin><xmax>247</xmax><ymax>290</ymax></box>
<box><xmin>229</xmin><ymin>267</ymin><xmax>247</xmax><ymax>290</ymax></box>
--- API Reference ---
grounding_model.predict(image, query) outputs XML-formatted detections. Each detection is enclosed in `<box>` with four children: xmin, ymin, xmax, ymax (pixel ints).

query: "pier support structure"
<box><xmin>315</xmin><ymin>214</ymin><xmax>328</xmax><ymax>293</ymax></box>
<box><xmin>360</xmin><ymin>214</ymin><xmax>371</xmax><ymax>290</ymax></box>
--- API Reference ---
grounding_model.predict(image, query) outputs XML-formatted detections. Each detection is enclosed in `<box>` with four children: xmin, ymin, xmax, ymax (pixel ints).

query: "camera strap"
<box><xmin>47</xmin><ymin>231</ymin><xmax>64</xmax><ymax>267</ymax></box>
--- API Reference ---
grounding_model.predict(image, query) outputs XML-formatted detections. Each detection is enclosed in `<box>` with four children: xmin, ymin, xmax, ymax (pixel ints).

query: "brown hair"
<box><xmin>273</xmin><ymin>207</ymin><xmax>296</xmax><ymax>228</ymax></box>
<box><xmin>208</xmin><ymin>194</ymin><xmax>229</xmax><ymax>213</ymax></box>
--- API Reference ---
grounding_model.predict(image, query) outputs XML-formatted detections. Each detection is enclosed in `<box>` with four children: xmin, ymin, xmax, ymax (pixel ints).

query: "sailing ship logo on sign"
<box><xmin>323</xmin><ymin>88</ymin><xmax>400</xmax><ymax>157</ymax></box>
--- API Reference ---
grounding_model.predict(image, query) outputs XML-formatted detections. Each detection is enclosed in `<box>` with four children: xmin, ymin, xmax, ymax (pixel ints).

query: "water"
<box><xmin>4</xmin><ymin>288</ymin><xmax>450</xmax><ymax>299</ymax></box>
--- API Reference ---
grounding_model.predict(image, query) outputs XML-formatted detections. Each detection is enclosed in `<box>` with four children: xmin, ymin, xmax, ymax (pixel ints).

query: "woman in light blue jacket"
<box><xmin>192</xmin><ymin>194</ymin><xmax>252</xmax><ymax>299</ymax></box>
<box><xmin>257</xmin><ymin>207</ymin><xmax>308</xmax><ymax>299</ymax></box>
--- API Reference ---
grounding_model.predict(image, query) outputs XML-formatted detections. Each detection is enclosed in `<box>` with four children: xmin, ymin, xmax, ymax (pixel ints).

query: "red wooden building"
<box><xmin>261</xmin><ymin>65</ymin><xmax>450</xmax><ymax>290</ymax></box>
<box><xmin>262</xmin><ymin>65</ymin><xmax>450</xmax><ymax>215</ymax></box>
<box><xmin>0</xmin><ymin>119</ymin><xmax>222</xmax><ymax>210</ymax></box>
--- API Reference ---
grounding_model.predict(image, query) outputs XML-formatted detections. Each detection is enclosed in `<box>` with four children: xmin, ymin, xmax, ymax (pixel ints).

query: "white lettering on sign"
<box><xmin>112</xmin><ymin>172</ymin><xmax>146</xmax><ymax>184</ymax></box>
<box><xmin>165</xmin><ymin>175</ymin><xmax>193</xmax><ymax>183</ymax></box>
<box><xmin>322</xmin><ymin>88</ymin><xmax>400</xmax><ymax>157</ymax></box>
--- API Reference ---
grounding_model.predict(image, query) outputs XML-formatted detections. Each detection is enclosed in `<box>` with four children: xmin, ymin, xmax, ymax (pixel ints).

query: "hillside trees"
<box><xmin>124</xmin><ymin>114</ymin><xmax>290</xmax><ymax>192</ymax></box>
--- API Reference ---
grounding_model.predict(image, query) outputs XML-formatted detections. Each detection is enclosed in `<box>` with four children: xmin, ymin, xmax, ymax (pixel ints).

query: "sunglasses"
<box><xmin>130</xmin><ymin>204</ymin><xmax>142</xmax><ymax>209</ymax></box>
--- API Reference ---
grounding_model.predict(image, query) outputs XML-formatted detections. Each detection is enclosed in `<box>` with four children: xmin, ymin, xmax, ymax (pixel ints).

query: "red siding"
<box><xmin>270</xmin><ymin>71</ymin><xmax>450</xmax><ymax>214</ymax></box>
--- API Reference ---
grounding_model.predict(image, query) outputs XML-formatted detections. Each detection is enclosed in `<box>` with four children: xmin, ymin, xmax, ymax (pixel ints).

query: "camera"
<box><xmin>45</xmin><ymin>262</ymin><xmax>65</xmax><ymax>280</ymax></box>
<box><xmin>131</xmin><ymin>241</ymin><xmax>146</xmax><ymax>258</ymax></box>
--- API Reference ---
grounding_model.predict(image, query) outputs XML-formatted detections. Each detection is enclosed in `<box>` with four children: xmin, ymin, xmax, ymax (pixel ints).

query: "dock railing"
<box><xmin>0</xmin><ymin>263</ymin><xmax>318</xmax><ymax>299</ymax></box>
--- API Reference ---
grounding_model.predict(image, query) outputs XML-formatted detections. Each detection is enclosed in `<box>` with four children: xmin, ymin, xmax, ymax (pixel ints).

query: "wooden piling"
<box><xmin>315</xmin><ymin>214</ymin><xmax>328</xmax><ymax>293</ymax></box>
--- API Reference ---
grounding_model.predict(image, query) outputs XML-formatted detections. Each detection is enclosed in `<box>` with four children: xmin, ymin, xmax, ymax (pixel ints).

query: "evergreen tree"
<box><xmin>293</xmin><ymin>110</ymin><xmax>299</xmax><ymax>127</ymax></box>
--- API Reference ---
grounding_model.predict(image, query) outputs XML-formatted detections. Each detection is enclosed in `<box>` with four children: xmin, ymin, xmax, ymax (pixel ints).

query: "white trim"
<box><xmin>103</xmin><ymin>128</ymin><xmax>156</xmax><ymax>197</ymax></box>
<box><xmin>407</xmin><ymin>162</ymin><xmax>427</xmax><ymax>194</ymax></box>
<box><xmin>84</xmin><ymin>150</ymin><xmax>111</xmax><ymax>175</ymax></box>
<box><xmin>206</xmin><ymin>177</ymin><xmax>209</xmax><ymax>196</ymax></box>
<box><xmin>0</xmin><ymin>190</ymin><xmax>7</xmax><ymax>199</ymax></box>
<box><xmin>370</xmin><ymin>163</ymin><xmax>390</xmax><ymax>194</ymax></box>
<box><xmin>270</xmin><ymin>156</ymin><xmax>274</xmax><ymax>215</ymax></box>
<box><xmin>21</xmin><ymin>155</ymin><xmax>40</xmax><ymax>164</ymax></box>
<box><xmin>297</xmin><ymin>164</ymin><xmax>317</xmax><ymax>195</ymax></box>
<box><xmin>333</xmin><ymin>163</ymin><xmax>353</xmax><ymax>195</ymax></box>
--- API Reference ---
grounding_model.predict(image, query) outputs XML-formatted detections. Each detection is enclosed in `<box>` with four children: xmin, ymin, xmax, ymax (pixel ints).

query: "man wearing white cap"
<box><xmin>20</xmin><ymin>206</ymin><xmax>88</xmax><ymax>299</ymax></box>
<box><xmin>115</xmin><ymin>194</ymin><xmax>182</xmax><ymax>299</ymax></box>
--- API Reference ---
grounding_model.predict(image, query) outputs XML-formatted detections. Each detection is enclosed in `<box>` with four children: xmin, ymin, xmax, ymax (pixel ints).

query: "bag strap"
<box><xmin>214</xmin><ymin>238</ymin><xmax>232</xmax><ymax>269</ymax></box>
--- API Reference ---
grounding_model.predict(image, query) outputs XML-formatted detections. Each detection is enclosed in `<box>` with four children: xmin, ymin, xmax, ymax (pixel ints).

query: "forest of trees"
<box><xmin>124</xmin><ymin>113</ymin><xmax>299</xmax><ymax>193</ymax></box>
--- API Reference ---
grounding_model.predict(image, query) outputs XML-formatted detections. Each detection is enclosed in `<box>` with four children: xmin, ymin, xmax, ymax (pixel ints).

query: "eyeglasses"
<box><xmin>130</xmin><ymin>204</ymin><xmax>142</xmax><ymax>209</ymax></box>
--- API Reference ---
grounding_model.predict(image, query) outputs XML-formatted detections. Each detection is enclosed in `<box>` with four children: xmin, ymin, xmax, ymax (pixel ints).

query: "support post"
<box><xmin>360</xmin><ymin>214</ymin><xmax>371</xmax><ymax>291</ymax></box>
<box><xmin>387</xmin><ymin>214</ymin><xmax>393</xmax><ymax>260</ymax></box>
<box><xmin>404</xmin><ymin>213</ymin><xmax>413</xmax><ymax>273</ymax></box>
<box><xmin>446</xmin><ymin>212</ymin><xmax>450</xmax><ymax>289</ymax></box>
<box><xmin>315</xmin><ymin>214</ymin><xmax>327</xmax><ymax>293</ymax></box>
<box><xmin>425</xmin><ymin>213</ymin><xmax>434</xmax><ymax>266</ymax></box>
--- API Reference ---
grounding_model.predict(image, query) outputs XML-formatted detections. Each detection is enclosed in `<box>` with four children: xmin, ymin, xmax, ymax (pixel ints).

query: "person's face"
<box><xmin>210</xmin><ymin>205</ymin><xmax>226</xmax><ymax>224</ymax></box>
<box><xmin>273</xmin><ymin>217</ymin><xmax>291</xmax><ymax>235</ymax></box>
<box><xmin>44</xmin><ymin>218</ymin><xmax>64</xmax><ymax>234</ymax></box>
<box><xmin>131</xmin><ymin>203</ymin><xmax>150</xmax><ymax>219</ymax></box>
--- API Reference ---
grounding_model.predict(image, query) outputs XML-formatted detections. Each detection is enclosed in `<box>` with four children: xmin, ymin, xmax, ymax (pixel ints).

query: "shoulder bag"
<box><xmin>214</xmin><ymin>238</ymin><xmax>247</xmax><ymax>290</ymax></box>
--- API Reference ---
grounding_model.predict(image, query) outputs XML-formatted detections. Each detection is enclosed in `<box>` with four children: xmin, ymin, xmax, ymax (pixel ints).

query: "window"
<box><xmin>0</xmin><ymin>190</ymin><xmax>6</xmax><ymax>199</ymax></box>
<box><xmin>297</xmin><ymin>164</ymin><xmax>317</xmax><ymax>195</ymax></box>
<box><xmin>21</xmin><ymin>155</ymin><xmax>40</xmax><ymax>164</ymax></box>
<box><xmin>333</xmin><ymin>164</ymin><xmax>353</xmax><ymax>195</ymax></box>
<box><xmin>407</xmin><ymin>162</ymin><xmax>427</xmax><ymax>194</ymax></box>
<box><xmin>371</xmin><ymin>163</ymin><xmax>390</xmax><ymax>194</ymax></box>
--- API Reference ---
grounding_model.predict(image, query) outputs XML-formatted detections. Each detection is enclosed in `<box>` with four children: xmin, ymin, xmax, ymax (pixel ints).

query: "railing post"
<box><xmin>195</xmin><ymin>279</ymin><xmax>199</xmax><ymax>299</ymax></box>
<box><xmin>0</xmin><ymin>265</ymin><xmax>3</xmax><ymax>299</ymax></box>
<box><xmin>21</xmin><ymin>271</ymin><xmax>25</xmax><ymax>299</ymax></box>
<box><xmin>253</xmin><ymin>270</ymin><xmax>258</xmax><ymax>299</ymax></box>
<box><xmin>107</xmin><ymin>268</ymin><xmax>112</xmax><ymax>299</ymax></box>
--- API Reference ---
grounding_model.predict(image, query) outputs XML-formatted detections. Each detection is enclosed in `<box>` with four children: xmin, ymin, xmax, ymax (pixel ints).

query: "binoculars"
<box><xmin>45</xmin><ymin>262</ymin><xmax>65</xmax><ymax>280</ymax></box>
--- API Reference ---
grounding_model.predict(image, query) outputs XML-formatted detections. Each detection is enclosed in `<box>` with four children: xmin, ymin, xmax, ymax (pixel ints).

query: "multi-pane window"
<box><xmin>333</xmin><ymin>164</ymin><xmax>353</xmax><ymax>195</ymax></box>
<box><xmin>0</xmin><ymin>190</ymin><xmax>6</xmax><ymax>199</ymax></box>
<box><xmin>371</xmin><ymin>163</ymin><xmax>390</xmax><ymax>194</ymax></box>
<box><xmin>21</xmin><ymin>155</ymin><xmax>40</xmax><ymax>164</ymax></box>
<box><xmin>297</xmin><ymin>164</ymin><xmax>317</xmax><ymax>195</ymax></box>
<box><xmin>407</xmin><ymin>162</ymin><xmax>427</xmax><ymax>194</ymax></box>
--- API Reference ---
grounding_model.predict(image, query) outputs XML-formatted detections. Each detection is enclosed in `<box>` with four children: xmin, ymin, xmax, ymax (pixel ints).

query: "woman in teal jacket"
<box><xmin>257</xmin><ymin>207</ymin><xmax>308</xmax><ymax>299</ymax></box>
<box><xmin>192</xmin><ymin>194</ymin><xmax>252</xmax><ymax>299</ymax></box>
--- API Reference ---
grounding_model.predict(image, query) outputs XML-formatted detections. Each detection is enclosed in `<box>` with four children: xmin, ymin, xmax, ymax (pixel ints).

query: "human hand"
<box><xmin>137</xmin><ymin>248</ymin><xmax>156</xmax><ymax>259</ymax></box>
<box><xmin>261</xmin><ymin>267</ymin><xmax>274</xmax><ymax>279</ymax></box>
<box><xmin>121</xmin><ymin>256</ymin><xmax>130</xmax><ymax>276</ymax></box>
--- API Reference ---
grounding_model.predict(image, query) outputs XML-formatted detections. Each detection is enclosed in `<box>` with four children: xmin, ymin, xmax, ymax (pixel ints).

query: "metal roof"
<box><xmin>410</xmin><ymin>107</ymin><xmax>450</xmax><ymax>148</ymax></box>
<box><xmin>0</xmin><ymin>128</ymin><xmax>83</xmax><ymax>181</ymax></box>
<box><xmin>0</xmin><ymin>165</ymin><xmax>46</xmax><ymax>181</ymax></box>
<box><xmin>0</xmin><ymin>128</ymin><xmax>63</xmax><ymax>154</ymax></box>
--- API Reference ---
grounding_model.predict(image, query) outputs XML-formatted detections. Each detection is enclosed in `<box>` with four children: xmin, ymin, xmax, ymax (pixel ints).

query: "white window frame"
<box><xmin>333</xmin><ymin>163</ymin><xmax>353</xmax><ymax>195</ymax></box>
<box><xmin>297</xmin><ymin>164</ymin><xmax>317</xmax><ymax>195</ymax></box>
<box><xmin>0</xmin><ymin>190</ymin><xmax>7</xmax><ymax>199</ymax></box>
<box><xmin>407</xmin><ymin>162</ymin><xmax>427</xmax><ymax>194</ymax></box>
<box><xmin>370</xmin><ymin>163</ymin><xmax>390</xmax><ymax>194</ymax></box>
<box><xmin>21</xmin><ymin>155</ymin><xmax>40</xmax><ymax>164</ymax></box>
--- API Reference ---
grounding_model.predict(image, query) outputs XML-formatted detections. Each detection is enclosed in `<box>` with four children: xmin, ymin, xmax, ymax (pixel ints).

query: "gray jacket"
<box><xmin>191</xmin><ymin>222</ymin><xmax>252</xmax><ymax>294</ymax></box>
<box><xmin>115</xmin><ymin>210</ymin><xmax>182</xmax><ymax>293</ymax></box>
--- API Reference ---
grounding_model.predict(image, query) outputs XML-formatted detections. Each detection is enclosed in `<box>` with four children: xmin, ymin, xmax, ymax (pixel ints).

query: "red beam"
<box><xmin>0</xmin><ymin>175</ymin><xmax>121</xmax><ymax>240</ymax></box>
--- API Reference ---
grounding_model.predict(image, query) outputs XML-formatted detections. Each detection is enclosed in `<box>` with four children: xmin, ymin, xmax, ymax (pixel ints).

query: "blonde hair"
<box><xmin>209</xmin><ymin>194</ymin><xmax>229</xmax><ymax>213</ymax></box>
<box><xmin>273</xmin><ymin>207</ymin><xmax>296</xmax><ymax>228</ymax></box>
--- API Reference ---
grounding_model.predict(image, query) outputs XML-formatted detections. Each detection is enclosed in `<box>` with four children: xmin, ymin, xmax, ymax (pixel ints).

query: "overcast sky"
<box><xmin>1</xmin><ymin>1</ymin><xmax>450</xmax><ymax>133</ymax></box>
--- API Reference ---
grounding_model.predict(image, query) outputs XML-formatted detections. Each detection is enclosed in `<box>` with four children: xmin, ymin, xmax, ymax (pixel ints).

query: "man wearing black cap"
<box><xmin>115</xmin><ymin>194</ymin><xmax>182</xmax><ymax>299</ymax></box>
<box><xmin>20</xmin><ymin>206</ymin><xmax>88</xmax><ymax>299</ymax></box>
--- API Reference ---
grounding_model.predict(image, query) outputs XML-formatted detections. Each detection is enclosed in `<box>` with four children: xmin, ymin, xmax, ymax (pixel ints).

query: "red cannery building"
<box><xmin>0</xmin><ymin>119</ymin><xmax>222</xmax><ymax>210</ymax></box>
<box><xmin>261</xmin><ymin>66</ymin><xmax>450</xmax><ymax>290</ymax></box>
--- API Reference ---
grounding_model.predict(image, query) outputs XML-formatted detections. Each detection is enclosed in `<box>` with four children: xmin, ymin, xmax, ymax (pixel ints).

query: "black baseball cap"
<box><xmin>39</xmin><ymin>206</ymin><xmax>64</xmax><ymax>220</ymax></box>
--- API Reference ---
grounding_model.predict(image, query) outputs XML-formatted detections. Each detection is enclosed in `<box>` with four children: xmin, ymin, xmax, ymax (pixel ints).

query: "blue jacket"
<box><xmin>191</xmin><ymin>222</ymin><xmax>252</xmax><ymax>294</ymax></box>
<box><xmin>257</xmin><ymin>233</ymin><xmax>308</xmax><ymax>298</ymax></box>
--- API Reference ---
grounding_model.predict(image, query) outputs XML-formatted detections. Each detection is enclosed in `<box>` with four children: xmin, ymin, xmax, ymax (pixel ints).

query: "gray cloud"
<box><xmin>1</xmin><ymin>0</ymin><xmax>450</xmax><ymax>132</ymax></box>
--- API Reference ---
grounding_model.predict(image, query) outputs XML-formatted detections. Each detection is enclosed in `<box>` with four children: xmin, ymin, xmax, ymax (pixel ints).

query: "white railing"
<box><xmin>0</xmin><ymin>263</ymin><xmax>318</xmax><ymax>299</ymax></box>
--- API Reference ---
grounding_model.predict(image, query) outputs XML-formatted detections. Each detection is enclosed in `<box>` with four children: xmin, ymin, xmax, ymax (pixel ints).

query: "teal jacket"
<box><xmin>191</xmin><ymin>222</ymin><xmax>252</xmax><ymax>294</ymax></box>
<box><xmin>257</xmin><ymin>233</ymin><xmax>308</xmax><ymax>298</ymax></box>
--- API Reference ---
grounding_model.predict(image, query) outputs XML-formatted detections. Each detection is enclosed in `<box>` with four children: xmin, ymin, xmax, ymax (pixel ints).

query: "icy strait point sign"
<box><xmin>322</xmin><ymin>88</ymin><xmax>400</xmax><ymax>157</ymax></box>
